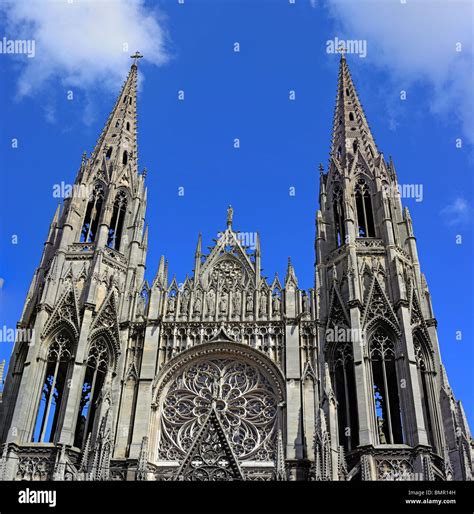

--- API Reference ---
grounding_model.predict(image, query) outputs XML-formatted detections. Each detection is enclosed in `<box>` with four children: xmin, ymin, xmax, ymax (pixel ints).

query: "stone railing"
<box><xmin>355</xmin><ymin>238</ymin><xmax>384</xmax><ymax>251</ymax></box>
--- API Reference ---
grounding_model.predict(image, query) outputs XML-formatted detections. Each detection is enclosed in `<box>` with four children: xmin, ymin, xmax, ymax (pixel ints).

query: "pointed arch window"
<box><xmin>355</xmin><ymin>178</ymin><xmax>375</xmax><ymax>237</ymax></box>
<box><xmin>107</xmin><ymin>190</ymin><xmax>127</xmax><ymax>251</ymax></box>
<box><xmin>369</xmin><ymin>328</ymin><xmax>403</xmax><ymax>444</ymax></box>
<box><xmin>122</xmin><ymin>150</ymin><xmax>128</xmax><ymax>165</ymax></box>
<box><xmin>74</xmin><ymin>338</ymin><xmax>109</xmax><ymax>448</ymax></box>
<box><xmin>349</xmin><ymin>112</ymin><xmax>354</xmax><ymax>121</ymax></box>
<box><xmin>80</xmin><ymin>183</ymin><xmax>105</xmax><ymax>243</ymax></box>
<box><xmin>126</xmin><ymin>121</ymin><xmax>130</xmax><ymax>131</ymax></box>
<box><xmin>333</xmin><ymin>185</ymin><xmax>345</xmax><ymax>247</ymax></box>
<box><xmin>33</xmin><ymin>332</ymin><xmax>73</xmax><ymax>443</ymax></box>
<box><xmin>414</xmin><ymin>336</ymin><xmax>435</xmax><ymax>448</ymax></box>
<box><xmin>333</xmin><ymin>342</ymin><xmax>359</xmax><ymax>451</ymax></box>
<box><xmin>106</xmin><ymin>147</ymin><xmax>113</xmax><ymax>160</ymax></box>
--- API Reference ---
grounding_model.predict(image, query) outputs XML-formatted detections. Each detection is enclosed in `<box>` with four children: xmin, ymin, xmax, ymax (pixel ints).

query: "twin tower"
<box><xmin>0</xmin><ymin>55</ymin><xmax>472</xmax><ymax>481</ymax></box>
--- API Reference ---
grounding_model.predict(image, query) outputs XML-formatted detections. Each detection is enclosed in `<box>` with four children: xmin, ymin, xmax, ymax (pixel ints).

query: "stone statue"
<box><xmin>232</xmin><ymin>293</ymin><xmax>241</xmax><ymax>316</ymax></box>
<box><xmin>180</xmin><ymin>292</ymin><xmax>189</xmax><ymax>314</ymax></box>
<box><xmin>207</xmin><ymin>290</ymin><xmax>215</xmax><ymax>315</ymax></box>
<box><xmin>246</xmin><ymin>293</ymin><xmax>254</xmax><ymax>314</ymax></box>
<box><xmin>302</xmin><ymin>291</ymin><xmax>310</xmax><ymax>313</ymax></box>
<box><xmin>220</xmin><ymin>293</ymin><xmax>228</xmax><ymax>314</ymax></box>
<box><xmin>167</xmin><ymin>294</ymin><xmax>176</xmax><ymax>313</ymax></box>
<box><xmin>272</xmin><ymin>293</ymin><xmax>281</xmax><ymax>314</ymax></box>
<box><xmin>259</xmin><ymin>293</ymin><xmax>267</xmax><ymax>315</ymax></box>
<box><xmin>193</xmin><ymin>294</ymin><xmax>202</xmax><ymax>315</ymax></box>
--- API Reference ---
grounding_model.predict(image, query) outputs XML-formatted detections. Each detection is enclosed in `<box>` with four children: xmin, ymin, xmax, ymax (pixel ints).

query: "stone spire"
<box><xmin>331</xmin><ymin>53</ymin><xmax>378</xmax><ymax>167</ymax></box>
<box><xmin>88</xmin><ymin>55</ymin><xmax>141</xmax><ymax>177</ymax></box>
<box><xmin>194</xmin><ymin>233</ymin><xmax>202</xmax><ymax>277</ymax></box>
<box><xmin>285</xmin><ymin>257</ymin><xmax>298</xmax><ymax>288</ymax></box>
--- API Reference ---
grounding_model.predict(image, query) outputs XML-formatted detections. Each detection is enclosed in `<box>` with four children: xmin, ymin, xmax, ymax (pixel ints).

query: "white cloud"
<box><xmin>322</xmin><ymin>0</ymin><xmax>474</xmax><ymax>144</ymax></box>
<box><xmin>440</xmin><ymin>198</ymin><xmax>470</xmax><ymax>226</ymax></box>
<box><xmin>0</xmin><ymin>0</ymin><xmax>169</xmax><ymax>97</ymax></box>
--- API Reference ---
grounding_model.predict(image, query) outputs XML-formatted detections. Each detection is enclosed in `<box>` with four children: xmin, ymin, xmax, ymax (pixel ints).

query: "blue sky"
<box><xmin>0</xmin><ymin>0</ymin><xmax>473</xmax><ymax>426</ymax></box>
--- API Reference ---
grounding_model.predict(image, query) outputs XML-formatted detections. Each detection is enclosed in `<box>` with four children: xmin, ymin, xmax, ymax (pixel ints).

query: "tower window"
<box><xmin>106</xmin><ymin>146</ymin><xmax>113</xmax><ymax>160</ymax></box>
<box><xmin>370</xmin><ymin>328</ymin><xmax>403</xmax><ymax>444</ymax></box>
<box><xmin>346</xmin><ymin>88</ymin><xmax>350</xmax><ymax>96</ymax></box>
<box><xmin>80</xmin><ymin>183</ymin><xmax>104</xmax><ymax>243</ymax></box>
<box><xmin>337</xmin><ymin>146</ymin><xmax>342</xmax><ymax>159</ymax></box>
<box><xmin>129</xmin><ymin>97</ymin><xmax>132</xmax><ymax>105</ymax></box>
<box><xmin>74</xmin><ymin>338</ymin><xmax>109</xmax><ymax>449</ymax></box>
<box><xmin>414</xmin><ymin>337</ymin><xmax>435</xmax><ymax>448</ymax></box>
<box><xmin>355</xmin><ymin>178</ymin><xmax>375</xmax><ymax>237</ymax></box>
<box><xmin>122</xmin><ymin>150</ymin><xmax>128</xmax><ymax>165</ymax></box>
<box><xmin>107</xmin><ymin>190</ymin><xmax>127</xmax><ymax>251</ymax></box>
<box><xmin>352</xmin><ymin>141</ymin><xmax>358</xmax><ymax>154</ymax></box>
<box><xmin>126</xmin><ymin>122</ymin><xmax>130</xmax><ymax>131</ymax></box>
<box><xmin>349</xmin><ymin>112</ymin><xmax>354</xmax><ymax>121</ymax></box>
<box><xmin>32</xmin><ymin>332</ymin><xmax>73</xmax><ymax>443</ymax></box>
<box><xmin>333</xmin><ymin>342</ymin><xmax>359</xmax><ymax>451</ymax></box>
<box><xmin>123</xmin><ymin>95</ymin><xmax>127</xmax><ymax>103</ymax></box>
<box><xmin>333</xmin><ymin>185</ymin><xmax>345</xmax><ymax>247</ymax></box>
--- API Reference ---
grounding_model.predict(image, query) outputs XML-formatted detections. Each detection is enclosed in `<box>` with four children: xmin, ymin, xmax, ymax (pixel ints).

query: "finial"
<box><xmin>142</xmin><ymin>167</ymin><xmax>147</xmax><ymax>178</ymax></box>
<box><xmin>319</xmin><ymin>163</ymin><xmax>324</xmax><ymax>174</ymax></box>
<box><xmin>337</xmin><ymin>44</ymin><xmax>346</xmax><ymax>60</ymax></box>
<box><xmin>130</xmin><ymin>51</ymin><xmax>143</xmax><ymax>67</ymax></box>
<box><xmin>227</xmin><ymin>205</ymin><xmax>233</xmax><ymax>228</ymax></box>
<box><xmin>81</xmin><ymin>151</ymin><xmax>87</xmax><ymax>165</ymax></box>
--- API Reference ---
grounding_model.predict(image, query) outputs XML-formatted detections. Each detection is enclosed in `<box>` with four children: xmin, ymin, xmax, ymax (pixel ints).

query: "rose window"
<box><xmin>158</xmin><ymin>358</ymin><xmax>279</xmax><ymax>462</ymax></box>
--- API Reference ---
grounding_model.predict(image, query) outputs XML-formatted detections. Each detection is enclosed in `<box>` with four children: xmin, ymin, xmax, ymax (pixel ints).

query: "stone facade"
<box><xmin>0</xmin><ymin>56</ymin><xmax>472</xmax><ymax>482</ymax></box>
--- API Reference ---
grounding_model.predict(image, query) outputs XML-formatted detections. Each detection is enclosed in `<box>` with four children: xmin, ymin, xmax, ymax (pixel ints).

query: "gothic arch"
<box><xmin>39</xmin><ymin>323</ymin><xmax>77</xmax><ymax>362</ymax></box>
<box><xmin>107</xmin><ymin>188</ymin><xmax>130</xmax><ymax>251</ymax></box>
<box><xmin>32</xmin><ymin>327</ymin><xmax>76</xmax><ymax>443</ymax></box>
<box><xmin>326</xmin><ymin>337</ymin><xmax>359</xmax><ymax>451</ymax></box>
<box><xmin>80</xmin><ymin>181</ymin><xmax>106</xmax><ymax>243</ymax></box>
<box><xmin>366</xmin><ymin>323</ymin><xmax>404</xmax><ymax>445</ymax></box>
<box><xmin>87</xmin><ymin>328</ymin><xmax>120</xmax><ymax>372</ymax></box>
<box><xmin>74</xmin><ymin>336</ymin><xmax>114</xmax><ymax>448</ymax></box>
<box><xmin>413</xmin><ymin>329</ymin><xmax>438</xmax><ymax>450</ymax></box>
<box><xmin>150</xmin><ymin>342</ymin><xmax>285</xmax><ymax>474</ymax></box>
<box><xmin>353</xmin><ymin>175</ymin><xmax>376</xmax><ymax>237</ymax></box>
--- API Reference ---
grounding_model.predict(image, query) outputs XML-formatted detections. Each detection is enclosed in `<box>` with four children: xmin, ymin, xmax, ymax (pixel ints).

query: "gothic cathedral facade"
<box><xmin>0</xmin><ymin>56</ymin><xmax>472</xmax><ymax>482</ymax></box>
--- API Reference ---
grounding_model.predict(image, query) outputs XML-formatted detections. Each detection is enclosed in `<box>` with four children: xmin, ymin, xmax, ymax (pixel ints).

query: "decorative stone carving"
<box><xmin>377</xmin><ymin>459</ymin><xmax>414</xmax><ymax>481</ymax></box>
<box><xmin>157</xmin><ymin>357</ymin><xmax>279</xmax><ymax>464</ymax></box>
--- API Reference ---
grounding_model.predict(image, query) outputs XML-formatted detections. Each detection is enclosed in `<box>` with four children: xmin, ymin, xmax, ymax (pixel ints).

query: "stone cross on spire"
<box><xmin>337</xmin><ymin>44</ymin><xmax>346</xmax><ymax>59</ymax></box>
<box><xmin>130</xmin><ymin>51</ymin><xmax>143</xmax><ymax>66</ymax></box>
